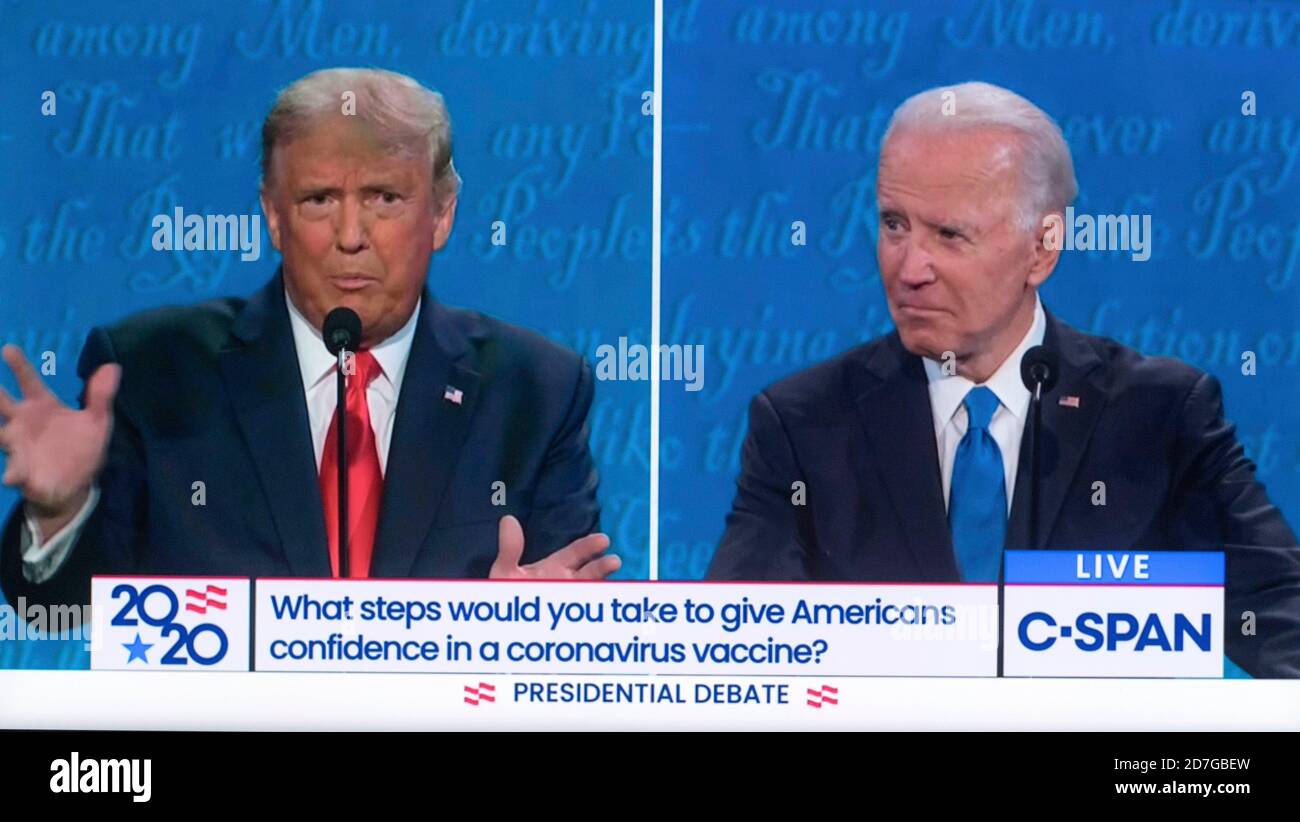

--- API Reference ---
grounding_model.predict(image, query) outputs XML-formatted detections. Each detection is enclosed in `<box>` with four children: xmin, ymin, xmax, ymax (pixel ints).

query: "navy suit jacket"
<box><xmin>1</xmin><ymin>271</ymin><xmax>600</xmax><ymax>610</ymax></box>
<box><xmin>707</xmin><ymin>309</ymin><xmax>1300</xmax><ymax>678</ymax></box>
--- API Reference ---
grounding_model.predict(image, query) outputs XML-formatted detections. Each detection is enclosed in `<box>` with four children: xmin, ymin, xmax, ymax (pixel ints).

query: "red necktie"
<box><xmin>319</xmin><ymin>350</ymin><xmax>384</xmax><ymax>578</ymax></box>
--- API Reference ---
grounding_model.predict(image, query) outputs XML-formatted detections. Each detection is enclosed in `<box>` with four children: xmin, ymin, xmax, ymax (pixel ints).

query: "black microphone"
<box><xmin>323</xmin><ymin>307</ymin><xmax>361</xmax><ymax>356</ymax></box>
<box><xmin>990</xmin><ymin>343</ymin><xmax>1059</xmax><ymax>678</ymax></box>
<box><xmin>1019</xmin><ymin>345</ymin><xmax>1059</xmax><ymax>553</ymax></box>
<box><xmin>1020</xmin><ymin>345</ymin><xmax>1059</xmax><ymax>398</ymax></box>
<box><xmin>322</xmin><ymin>307</ymin><xmax>362</xmax><ymax>578</ymax></box>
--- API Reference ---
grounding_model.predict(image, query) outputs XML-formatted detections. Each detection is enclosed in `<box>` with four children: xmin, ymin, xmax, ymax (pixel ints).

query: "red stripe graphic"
<box><xmin>186</xmin><ymin>600</ymin><xmax>228</xmax><ymax>614</ymax></box>
<box><xmin>183</xmin><ymin>585</ymin><xmax>228</xmax><ymax>614</ymax></box>
<box><xmin>806</xmin><ymin>685</ymin><xmax>839</xmax><ymax>709</ymax></box>
<box><xmin>464</xmin><ymin>683</ymin><xmax>497</xmax><ymax>706</ymax></box>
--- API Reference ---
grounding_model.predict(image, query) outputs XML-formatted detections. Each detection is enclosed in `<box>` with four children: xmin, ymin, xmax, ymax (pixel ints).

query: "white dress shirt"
<box><xmin>921</xmin><ymin>295</ymin><xmax>1046</xmax><ymax>514</ymax></box>
<box><xmin>19</xmin><ymin>290</ymin><xmax>420</xmax><ymax>584</ymax></box>
<box><xmin>287</xmin><ymin>290</ymin><xmax>419</xmax><ymax>474</ymax></box>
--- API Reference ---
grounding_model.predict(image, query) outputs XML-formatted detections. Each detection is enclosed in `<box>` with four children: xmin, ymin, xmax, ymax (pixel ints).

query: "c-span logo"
<box><xmin>90</xmin><ymin>577</ymin><xmax>250</xmax><ymax>671</ymax></box>
<box><xmin>1002</xmin><ymin>551</ymin><xmax>1224</xmax><ymax>678</ymax></box>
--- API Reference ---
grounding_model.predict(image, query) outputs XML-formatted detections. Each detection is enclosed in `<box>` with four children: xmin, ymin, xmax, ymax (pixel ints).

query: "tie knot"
<box><xmin>346</xmin><ymin>350</ymin><xmax>381</xmax><ymax>388</ymax></box>
<box><xmin>963</xmin><ymin>385</ymin><xmax>1000</xmax><ymax>430</ymax></box>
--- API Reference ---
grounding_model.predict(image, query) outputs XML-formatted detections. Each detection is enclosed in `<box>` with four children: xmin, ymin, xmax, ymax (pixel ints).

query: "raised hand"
<box><xmin>0</xmin><ymin>345</ymin><xmax>119</xmax><ymax>539</ymax></box>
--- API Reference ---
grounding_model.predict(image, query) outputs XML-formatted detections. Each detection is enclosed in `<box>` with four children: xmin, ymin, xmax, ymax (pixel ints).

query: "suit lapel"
<box><xmin>1006</xmin><ymin>311</ymin><xmax>1107</xmax><ymax>549</ymax></box>
<box><xmin>217</xmin><ymin>271</ymin><xmax>331</xmax><ymax>577</ymax></box>
<box><xmin>853</xmin><ymin>334</ymin><xmax>959</xmax><ymax>580</ymax></box>
<box><xmin>369</xmin><ymin>298</ymin><xmax>481</xmax><ymax>577</ymax></box>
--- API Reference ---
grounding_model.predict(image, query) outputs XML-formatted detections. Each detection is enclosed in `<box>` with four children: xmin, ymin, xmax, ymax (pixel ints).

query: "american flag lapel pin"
<box><xmin>1059</xmin><ymin>395</ymin><xmax>1081</xmax><ymax>408</ymax></box>
<box><xmin>444</xmin><ymin>385</ymin><xmax>464</xmax><ymax>405</ymax></box>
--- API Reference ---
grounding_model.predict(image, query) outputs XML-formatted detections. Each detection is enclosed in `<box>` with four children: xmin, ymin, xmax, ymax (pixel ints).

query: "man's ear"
<box><xmin>431</xmin><ymin>194</ymin><xmax>458</xmax><ymax>252</ymax></box>
<box><xmin>260</xmin><ymin>185</ymin><xmax>283</xmax><ymax>252</ymax></box>
<box><xmin>1027</xmin><ymin>209</ymin><xmax>1063</xmax><ymax>288</ymax></box>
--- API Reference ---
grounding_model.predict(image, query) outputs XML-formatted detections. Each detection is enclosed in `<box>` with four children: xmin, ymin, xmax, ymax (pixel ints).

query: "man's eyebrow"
<box><xmin>292</xmin><ymin>182</ymin><xmax>341</xmax><ymax>195</ymax></box>
<box><xmin>359</xmin><ymin>180</ymin><xmax>408</xmax><ymax>192</ymax></box>
<box><xmin>290</xmin><ymin>179</ymin><xmax>410</xmax><ymax>195</ymax></box>
<box><xmin>919</xmin><ymin>215</ymin><xmax>978</xmax><ymax>234</ymax></box>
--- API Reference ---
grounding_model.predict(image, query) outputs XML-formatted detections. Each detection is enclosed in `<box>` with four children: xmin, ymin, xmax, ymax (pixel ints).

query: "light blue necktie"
<box><xmin>949</xmin><ymin>386</ymin><xmax>1007</xmax><ymax>582</ymax></box>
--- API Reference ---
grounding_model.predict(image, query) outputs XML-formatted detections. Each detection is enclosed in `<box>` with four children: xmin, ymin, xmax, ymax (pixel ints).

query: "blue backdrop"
<box><xmin>659</xmin><ymin>0</ymin><xmax>1300</xmax><ymax>583</ymax></box>
<box><xmin>0</xmin><ymin>0</ymin><xmax>653</xmax><ymax>667</ymax></box>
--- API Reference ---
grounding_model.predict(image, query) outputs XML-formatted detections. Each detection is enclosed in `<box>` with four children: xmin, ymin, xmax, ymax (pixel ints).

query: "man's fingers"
<box><xmin>84</xmin><ymin>364</ymin><xmax>121</xmax><ymax>419</ymax></box>
<box><xmin>0</xmin><ymin>385</ymin><xmax>15</xmax><ymax>420</ymax></box>
<box><xmin>552</xmin><ymin>532</ymin><xmax>612</xmax><ymax>570</ymax></box>
<box><xmin>492</xmin><ymin>515</ymin><xmax>526</xmax><ymax>575</ymax></box>
<box><xmin>496</xmin><ymin>523</ymin><xmax>614</xmax><ymax>580</ymax></box>
<box><xmin>1</xmin><ymin>345</ymin><xmax>50</xmax><ymax>401</ymax></box>
<box><xmin>575</xmin><ymin>554</ymin><xmax>622</xmax><ymax>580</ymax></box>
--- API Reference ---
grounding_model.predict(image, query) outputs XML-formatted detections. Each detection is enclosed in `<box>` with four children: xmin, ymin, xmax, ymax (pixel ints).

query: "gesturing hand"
<box><xmin>489</xmin><ymin>515</ymin><xmax>620</xmax><ymax>580</ymax></box>
<box><xmin>0</xmin><ymin>344</ymin><xmax>119</xmax><ymax>538</ymax></box>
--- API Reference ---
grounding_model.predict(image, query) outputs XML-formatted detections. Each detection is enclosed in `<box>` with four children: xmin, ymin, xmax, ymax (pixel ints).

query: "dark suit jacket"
<box><xmin>1</xmin><ymin>271</ymin><xmax>600</xmax><ymax>609</ymax></box>
<box><xmin>707</xmin><ymin>308</ymin><xmax>1300</xmax><ymax>678</ymax></box>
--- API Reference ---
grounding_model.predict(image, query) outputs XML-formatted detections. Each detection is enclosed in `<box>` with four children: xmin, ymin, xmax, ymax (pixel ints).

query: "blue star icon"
<box><xmin>123</xmin><ymin>633</ymin><xmax>154</xmax><ymax>664</ymax></box>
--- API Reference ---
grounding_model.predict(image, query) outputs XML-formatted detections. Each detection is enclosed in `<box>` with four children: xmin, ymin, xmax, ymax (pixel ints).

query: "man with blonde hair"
<box><xmin>1</xmin><ymin>68</ymin><xmax>617</xmax><ymax>613</ymax></box>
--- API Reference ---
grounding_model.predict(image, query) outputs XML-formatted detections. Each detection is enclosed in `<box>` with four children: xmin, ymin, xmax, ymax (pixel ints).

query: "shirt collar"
<box><xmin>921</xmin><ymin>294</ymin><xmax>1046</xmax><ymax>431</ymax></box>
<box><xmin>285</xmin><ymin>287</ymin><xmax>421</xmax><ymax>401</ymax></box>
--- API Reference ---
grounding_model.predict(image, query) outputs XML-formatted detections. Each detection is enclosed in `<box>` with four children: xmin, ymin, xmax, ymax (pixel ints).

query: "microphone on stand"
<box><xmin>1019</xmin><ymin>345</ymin><xmax>1059</xmax><ymax>551</ymax></box>
<box><xmin>992</xmin><ymin>344</ymin><xmax>1061</xmax><ymax>678</ymax></box>
<box><xmin>323</xmin><ymin>307</ymin><xmax>362</xmax><ymax>578</ymax></box>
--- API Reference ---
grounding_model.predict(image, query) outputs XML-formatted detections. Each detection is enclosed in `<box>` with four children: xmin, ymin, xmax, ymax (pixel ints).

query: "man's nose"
<box><xmin>895</xmin><ymin>238</ymin><xmax>937</xmax><ymax>288</ymax></box>
<box><xmin>335</xmin><ymin>197</ymin><xmax>369</xmax><ymax>252</ymax></box>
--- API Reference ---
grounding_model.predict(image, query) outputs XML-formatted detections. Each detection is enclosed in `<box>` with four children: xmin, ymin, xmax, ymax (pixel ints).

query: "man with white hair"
<box><xmin>0</xmin><ymin>68</ymin><xmax>618</xmax><ymax>613</ymax></box>
<box><xmin>707</xmin><ymin>81</ymin><xmax>1300</xmax><ymax>678</ymax></box>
